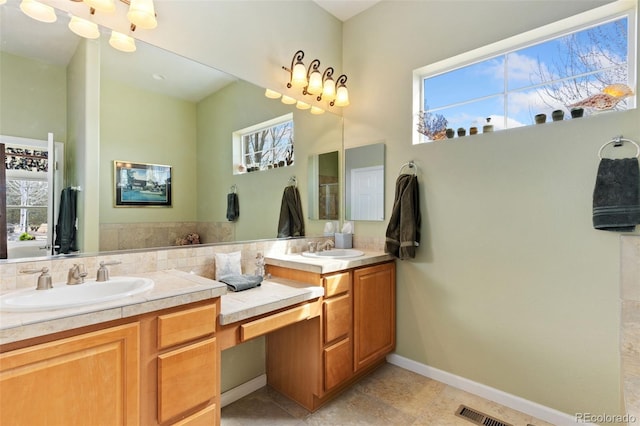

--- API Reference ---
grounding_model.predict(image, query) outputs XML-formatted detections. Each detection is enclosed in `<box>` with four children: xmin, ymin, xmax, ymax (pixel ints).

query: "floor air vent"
<box><xmin>455</xmin><ymin>405</ymin><xmax>513</xmax><ymax>426</ymax></box>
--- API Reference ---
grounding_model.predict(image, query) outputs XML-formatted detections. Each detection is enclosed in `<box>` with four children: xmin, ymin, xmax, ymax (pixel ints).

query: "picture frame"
<box><xmin>114</xmin><ymin>160</ymin><xmax>172</xmax><ymax>207</ymax></box>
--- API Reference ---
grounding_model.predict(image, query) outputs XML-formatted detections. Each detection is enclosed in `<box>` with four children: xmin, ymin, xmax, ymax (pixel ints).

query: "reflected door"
<box><xmin>350</xmin><ymin>166</ymin><xmax>384</xmax><ymax>221</ymax></box>
<box><xmin>1</xmin><ymin>135</ymin><xmax>64</xmax><ymax>259</ymax></box>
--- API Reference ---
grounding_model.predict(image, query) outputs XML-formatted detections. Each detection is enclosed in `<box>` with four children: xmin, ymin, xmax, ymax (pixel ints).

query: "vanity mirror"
<box><xmin>307</xmin><ymin>151</ymin><xmax>339</xmax><ymax>221</ymax></box>
<box><xmin>0</xmin><ymin>0</ymin><xmax>343</xmax><ymax>262</ymax></box>
<box><xmin>345</xmin><ymin>143</ymin><xmax>385</xmax><ymax>221</ymax></box>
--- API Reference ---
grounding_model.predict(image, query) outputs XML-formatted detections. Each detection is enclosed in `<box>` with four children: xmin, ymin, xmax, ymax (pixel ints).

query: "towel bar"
<box><xmin>598</xmin><ymin>136</ymin><xmax>640</xmax><ymax>159</ymax></box>
<box><xmin>398</xmin><ymin>161</ymin><xmax>418</xmax><ymax>176</ymax></box>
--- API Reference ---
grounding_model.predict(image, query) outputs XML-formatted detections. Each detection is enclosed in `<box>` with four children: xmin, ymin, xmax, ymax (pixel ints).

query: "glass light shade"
<box><xmin>127</xmin><ymin>0</ymin><xmax>157</xmax><ymax>29</ymax></box>
<box><xmin>307</xmin><ymin>70</ymin><xmax>323</xmax><ymax>95</ymax></box>
<box><xmin>84</xmin><ymin>0</ymin><xmax>115</xmax><ymax>13</ymax></box>
<box><xmin>296</xmin><ymin>101</ymin><xmax>311</xmax><ymax>110</ymax></box>
<box><xmin>290</xmin><ymin>61</ymin><xmax>307</xmax><ymax>88</ymax></box>
<box><xmin>68</xmin><ymin>16</ymin><xmax>100</xmax><ymax>39</ymax></box>
<box><xmin>109</xmin><ymin>31</ymin><xmax>136</xmax><ymax>52</ymax></box>
<box><xmin>264</xmin><ymin>89</ymin><xmax>282</xmax><ymax>99</ymax></box>
<box><xmin>281</xmin><ymin>95</ymin><xmax>296</xmax><ymax>105</ymax></box>
<box><xmin>334</xmin><ymin>85</ymin><xmax>350</xmax><ymax>107</ymax></box>
<box><xmin>322</xmin><ymin>78</ymin><xmax>336</xmax><ymax>101</ymax></box>
<box><xmin>20</xmin><ymin>0</ymin><xmax>57</xmax><ymax>23</ymax></box>
<box><xmin>310</xmin><ymin>106</ymin><xmax>325</xmax><ymax>115</ymax></box>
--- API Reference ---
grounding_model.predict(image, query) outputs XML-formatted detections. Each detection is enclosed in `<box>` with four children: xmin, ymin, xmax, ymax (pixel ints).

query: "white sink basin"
<box><xmin>301</xmin><ymin>249</ymin><xmax>365</xmax><ymax>259</ymax></box>
<box><xmin>0</xmin><ymin>277</ymin><xmax>154</xmax><ymax>312</ymax></box>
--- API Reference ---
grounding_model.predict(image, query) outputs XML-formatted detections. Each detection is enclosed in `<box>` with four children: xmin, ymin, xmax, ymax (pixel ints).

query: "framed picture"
<box><xmin>114</xmin><ymin>160</ymin><xmax>172</xmax><ymax>207</ymax></box>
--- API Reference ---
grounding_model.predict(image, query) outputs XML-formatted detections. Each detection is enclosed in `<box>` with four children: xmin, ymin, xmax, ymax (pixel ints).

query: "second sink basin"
<box><xmin>0</xmin><ymin>276</ymin><xmax>154</xmax><ymax>312</ymax></box>
<box><xmin>301</xmin><ymin>249</ymin><xmax>365</xmax><ymax>259</ymax></box>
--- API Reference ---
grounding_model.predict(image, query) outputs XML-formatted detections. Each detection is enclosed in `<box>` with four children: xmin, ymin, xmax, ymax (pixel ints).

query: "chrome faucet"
<box><xmin>67</xmin><ymin>264</ymin><xmax>88</xmax><ymax>285</ymax></box>
<box><xmin>318</xmin><ymin>239</ymin><xmax>335</xmax><ymax>251</ymax></box>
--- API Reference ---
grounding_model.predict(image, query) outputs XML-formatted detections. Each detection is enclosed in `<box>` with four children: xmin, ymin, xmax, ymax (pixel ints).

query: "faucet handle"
<box><xmin>96</xmin><ymin>260</ymin><xmax>122</xmax><ymax>282</ymax></box>
<box><xmin>20</xmin><ymin>267</ymin><xmax>53</xmax><ymax>290</ymax></box>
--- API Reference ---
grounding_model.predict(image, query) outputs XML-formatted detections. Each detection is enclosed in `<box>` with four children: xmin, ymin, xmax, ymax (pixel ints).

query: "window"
<box><xmin>5</xmin><ymin>145</ymin><xmax>49</xmax><ymax>242</ymax></box>
<box><xmin>414</xmin><ymin>3</ymin><xmax>636</xmax><ymax>143</ymax></box>
<box><xmin>233</xmin><ymin>113</ymin><xmax>294</xmax><ymax>174</ymax></box>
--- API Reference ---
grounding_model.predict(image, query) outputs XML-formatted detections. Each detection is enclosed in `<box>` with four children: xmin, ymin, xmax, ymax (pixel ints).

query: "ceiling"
<box><xmin>312</xmin><ymin>0</ymin><xmax>381</xmax><ymax>21</ymax></box>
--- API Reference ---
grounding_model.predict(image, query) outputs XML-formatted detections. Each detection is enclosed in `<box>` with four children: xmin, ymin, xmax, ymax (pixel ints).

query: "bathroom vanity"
<box><xmin>0</xmin><ymin>251</ymin><xmax>395</xmax><ymax>424</ymax></box>
<box><xmin>264</xmin><ymin>252</ymin><xmax>396</xmax><ymax>411</ymax></box>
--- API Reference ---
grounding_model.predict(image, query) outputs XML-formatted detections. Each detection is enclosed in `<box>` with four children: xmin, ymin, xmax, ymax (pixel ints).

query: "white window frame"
<box><xmin>232</xmin><ymin>113</ymin><xmax>294</xmax><ymax>174</ymax></box>
<box><xmin>412</xmin><ymin>1</ymin><xmax>637</xmax><ymax>144</ymax></box>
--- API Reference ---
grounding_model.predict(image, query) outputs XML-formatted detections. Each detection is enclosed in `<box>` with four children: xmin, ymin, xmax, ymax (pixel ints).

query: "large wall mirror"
<box><xmin>345</xmin><ymin>143</ymin><xmax>385</xmax><ymax>221</ymax></box>
<box><xmin>0</xmin><ymin>0</ymin><xmax>342</xmax><ymax>262</ymax></box>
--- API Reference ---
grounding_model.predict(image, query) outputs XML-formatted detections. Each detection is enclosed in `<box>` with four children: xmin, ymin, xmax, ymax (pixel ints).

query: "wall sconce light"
<box><xmin>17</xmin><ymin>0</ymin><xmax>158</xmax><ymax>53</ymax></box>
<box><xmin>280</xmin><ymin>50</ymin><xmax>350</xmax><ymax>108</ymax></box>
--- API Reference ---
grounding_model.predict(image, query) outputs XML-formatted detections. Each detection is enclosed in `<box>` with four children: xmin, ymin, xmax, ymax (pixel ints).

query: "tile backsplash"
<box><xmin>0</xmin><ymin>236</ymin><xmax>380</xmax><ymax>293</ymax></box>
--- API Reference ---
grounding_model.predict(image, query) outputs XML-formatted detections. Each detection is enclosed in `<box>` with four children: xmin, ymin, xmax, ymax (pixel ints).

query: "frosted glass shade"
<box><xmin>296</xmin><ymin>101</ymin><xmax>311</xmax><ymax>110</ymax></box>
<box><xmin>334</xmin><ymin>85</ymin><xmax>350</xmax><ymax>107</ymax></box>
<box><xmin>109</xmin><ymin>31</ymin><xmax>136</xmax><ymax>52</ymax></box>
<box><xmin>310</xmin><ymin>107</ymin><xmax>325</xmax><ymax>115</ymax></box>
<box><xmin>290</xmin><ymin>61</ymin><xmax>307</xmax><ymax>88</ymax></box>
<box><xmin>281</xmin><ymin>95</ymin><xmax>296</xmax><ymax>105</ymax></box>
<box><xmin>68</xmin><ymin>16</ymin><xmax>100</xmax><ymax>39</ymax></box>
<box><xmin>84</xmin><ymin>0</ymin><xmax>115</xmax><ymax>13</ymax></box>
<box><xmin>307</xmin><ymin>70</ymin><xmax>323</xmax><ymax>95</ymax></box>
<box><xmin>127</xmin><ymin>0</ymin><xmax>157</xmax><ymax>29</ymax></box>
<box><xmin>264</xmin><ymin>89</ymin><xmax>282</xmax><ymax>99</ymax></box>
<box><xmin>20</xmin><ymin>0</ymin><xmax>57</xmax><ymax>23</ymax></box>
<box><xmin>322</xmin><ymin>77</ymin><xmax>336</xmax><ymax>101</ymax></box>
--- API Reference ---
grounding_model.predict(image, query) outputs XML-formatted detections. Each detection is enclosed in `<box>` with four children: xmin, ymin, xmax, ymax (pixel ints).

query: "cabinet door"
<box><xmin>0</xmin><ymin>323</ymin><xmax>140</xmax><ymax>426</ymax></box>
<box><xmin>158</xmin><ymin>337</ymin><xmax>217</xmax><ymax>423</ymax></box>
<box><xmin>323</xmin><ymin>337</ymin><xmax>352</xmax><ymax>392</ymax></box>
<box><xmin>353</xmin><ymin>262</ymin><xmax>396</xmax><ymax>372</ymax></box>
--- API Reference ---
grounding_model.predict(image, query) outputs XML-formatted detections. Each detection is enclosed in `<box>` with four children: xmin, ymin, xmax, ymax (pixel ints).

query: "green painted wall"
<box><xmin>99</xmin><ymin>78</ymin><xmax>198</xmax><ymax>224</ymax></box>
<box><xmin>343</xmin><ymin>0</ymin><xmax>635</xmax><ymax>418</ymax></box>
<box><xmin>0</xmin><ymin>51</ymin><xmax>66</xmax><ymax>141</ymax></box>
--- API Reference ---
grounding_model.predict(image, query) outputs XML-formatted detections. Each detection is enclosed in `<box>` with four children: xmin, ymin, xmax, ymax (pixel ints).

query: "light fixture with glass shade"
<box><xmin>109</xmin><ymin>30</ymin><xmax>136</xmax><ymax>52</ymax></box>
<box><xmin>68</xmin><ymin>15</ymin><xmax>100</xmax><ymax>39</ymax></box>
<box><xmin>264</xmin><ymin>89</ymin><xmax>282</xmax><ymax>99</ymax></box>
<box><xmin>19</xmin><ymin>0</ymin><xmax>57</xmax><ymax>23</ymax></box>
<box><xmin>332</xmin><ymin>75</ymin><xmax>349</xmax><ymax>107</ymax></box>
<box><xmin>280</xmin><ymin>50</ymin><xmax>350</xmax><ymax>108</ymax></box>
<box><xmin>16</xmin><ymin>0</ymin><xmax>159</xmax><ymax>54</ymax></box>
<box><xmin>281</xmin><ymin>95</ymin><xmax>297</xmax><ymax>105</ymax></box>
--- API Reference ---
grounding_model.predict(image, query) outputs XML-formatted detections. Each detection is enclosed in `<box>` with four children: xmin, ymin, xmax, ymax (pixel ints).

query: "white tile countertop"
<box><xmin>264</xmin><ymin>250</ymin><xmax>394</xmax><ymax>275</ymax></box>
<box><xmin>0</xmin><ymin>269</ymin><xmax>227</xmax><ymax>345</ymax></box>
<box><xmin>219</xmin><ymin>277</ymin><xmax>324</xmax><ymax>325</ymax></box>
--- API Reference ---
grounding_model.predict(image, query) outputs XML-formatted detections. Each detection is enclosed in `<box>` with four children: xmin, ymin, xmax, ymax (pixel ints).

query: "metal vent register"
<box><xmin>455</xmin><ymin>405</ymin><xmax>513</xmax><ymax>426</ymax></box>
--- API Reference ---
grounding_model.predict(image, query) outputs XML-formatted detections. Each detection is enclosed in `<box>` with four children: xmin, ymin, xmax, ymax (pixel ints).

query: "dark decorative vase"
<box><xmin>534</xmin><ymin>113</ymin><xmax>546</xmax><ymax>124</ymax></box>
<box><xmin>552</xmin><ymin>109</ymin><xmax>564</xmax><ymax>121</ymax></box>
<box><xmin>446</xmin><ymin>128</ymin><xmax>455</xmax><ymax>138</ymax></box>
<box><xmin>457</xmin><ymin>127</ymin><xmax>466</xmax><ymax>137</ymax></box>
<box><xmin>570</xmin><ymin>107</ymin><xmax>584</xmax><ymax>118</ymax></box>
<box><xmin>469</xmin><ymin>127</ymin><xmax>478</xmax><ymax>135</ymax></box>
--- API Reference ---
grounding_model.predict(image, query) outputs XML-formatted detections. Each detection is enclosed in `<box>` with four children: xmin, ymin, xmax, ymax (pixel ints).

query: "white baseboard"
<box><xmin>220</xmin><ymin>374</ymin><xmax>267</xmax><ymax>408</ymax></box>
<box><xmin>386</xmin><ymin>354</ymin><xmax>595</xmax><ymax>426</ymax></box>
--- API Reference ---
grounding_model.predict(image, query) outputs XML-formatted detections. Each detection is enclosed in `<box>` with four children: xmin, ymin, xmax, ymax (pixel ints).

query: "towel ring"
<box><xmin>229</xmin><ymin>184</ymin><xmax>237</xmax><ymax>194</ymax></box>
<box><xmin>598</xmin><ymin>136</ymin><xmax>640</xmax><ymax>159</ymax></box>
<box><xmin>398</xmin><ymin>161</ymin><xmax>418</xmax><ymax>176</ymax></box>
<box><xmin>288</xmin><ymin>176</ymin><xmax>297</xmax><ymax>187</ymax></box>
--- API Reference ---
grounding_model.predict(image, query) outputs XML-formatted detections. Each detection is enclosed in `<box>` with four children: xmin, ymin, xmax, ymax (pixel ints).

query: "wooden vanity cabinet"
<box><xmin>265</xmin><ymin>260</ymin><xmax>395</xmax><ymax>412</ymax></box>
<box><xmin>0</xmin><ymin>323</ymin><xmax>140</xmax><ymax>426</ymax></box>
<box><xmin>0</xmin><ymin>299</ymin><xmax>220</xmax><ymax>426</ymax></box>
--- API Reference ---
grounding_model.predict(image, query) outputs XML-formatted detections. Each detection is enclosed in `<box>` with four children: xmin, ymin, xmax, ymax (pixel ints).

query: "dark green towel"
<box><xmin>385</xmin><ymin>174</ymin><xmax>421</xmax><ymax>259</ymax></box>
<box><xmin>593</xmin><ymin>157</ymin><xmax>640</xmax><ymax>231</ymax></box>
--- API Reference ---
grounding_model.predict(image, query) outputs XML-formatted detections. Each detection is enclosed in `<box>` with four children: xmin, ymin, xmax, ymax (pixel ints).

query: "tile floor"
<box><xmin>221</xmin><ymin>363</ymin><xmax>556</xmax><ymax>426</ymax></box>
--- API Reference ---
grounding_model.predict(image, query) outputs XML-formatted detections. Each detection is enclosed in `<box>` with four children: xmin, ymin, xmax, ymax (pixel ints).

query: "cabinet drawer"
<box><xmin>158</xmin><ymin>337</ymin><xmax>217</xmax><ymax>423</ymax></box>
<box><xmin>323</xmin><ymin>294</ymin><xmax>351</xmax><ymax>344</ymax></box>
<box><xmin>171</xmin><ymin>403</ymin><xmax>217</xmax><ymax>426</ymax></box>
<box><xmin>241</xmin><ymin>304</ymin><xmax>311</xmax><ymax>342</ymax></box>
<box><xmin>323</xmin><ymin>338</ymin><xmax>352</xmax><ymax>392</ymax></box>
<box><xmin>323</xmin><ymin>272</ymin><xmax>350</xmax><ymax>297</ymax></box>
<box><xmin>158</xmin><ymin>303</ymin><xmax>216</xmax><ymax>349</ymax></box>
